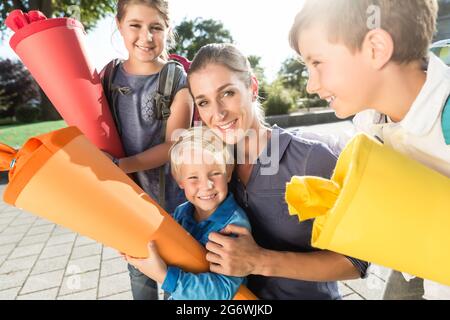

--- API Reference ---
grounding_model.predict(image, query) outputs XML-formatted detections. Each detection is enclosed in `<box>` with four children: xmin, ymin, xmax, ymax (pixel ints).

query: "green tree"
<box><xmin>278</xmin><ymin>57</ymin><xmax>310</xmax><ymax>98</ymax></box>
<box><xmin>172</xmin><ymin>18</ymin><xmax>234</xmax><ymax>60</ymax></box>
<box><xmin>0</xmin><ymin>0</ymin><xmax>116</xmax><ymax>34</ymax></box>
<box><xmin>0</xmin><ymin>1</ymin><xmax>117</xmax><ymax>120</ymax></box>
<box><xmin>0</xmin><ymin>59</ymin><xmax>40</xmax><ymax>119</ymax></box>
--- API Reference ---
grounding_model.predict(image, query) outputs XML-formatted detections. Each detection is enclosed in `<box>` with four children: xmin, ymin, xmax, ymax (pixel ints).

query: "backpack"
<box><xmin>442</xmin><ymin>95</ymin><xmax>450</xmax><ymax>146</ymax></box>
<box><xmin>100</xmin><ymin>55</ymin><xmax>192</xmax><ymax>209</ymax></box>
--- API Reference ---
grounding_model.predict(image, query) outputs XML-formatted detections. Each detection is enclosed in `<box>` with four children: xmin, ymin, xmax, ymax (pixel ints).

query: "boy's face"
<box><xmin>297</xmin><ymin>24</ymin><xmax>377</xmax><ymax>118</ymax></box>
<box><xmin>177</xmin><ymin>149</ymin><xmax>230</xmax><ymax>219</ymax></box>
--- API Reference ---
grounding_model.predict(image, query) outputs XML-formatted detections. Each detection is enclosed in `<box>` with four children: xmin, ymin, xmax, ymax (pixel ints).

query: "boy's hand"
<box><xmin>126</xmin><ymin>241</ymin><xmax>168</xmax><ymax>283</ymax></box>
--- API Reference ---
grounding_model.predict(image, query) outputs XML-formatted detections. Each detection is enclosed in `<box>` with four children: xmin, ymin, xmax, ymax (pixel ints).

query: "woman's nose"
<box><xmin>213</xmin><ymin>103</ymin><xmax>227</xmax><ymax>122</ymax></box>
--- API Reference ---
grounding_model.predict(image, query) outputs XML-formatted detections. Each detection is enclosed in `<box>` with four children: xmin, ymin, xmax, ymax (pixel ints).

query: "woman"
<box><xmin>186</xmin><ymin>43</ymin><xmax>368</xmax><ymax>300</ymax></box>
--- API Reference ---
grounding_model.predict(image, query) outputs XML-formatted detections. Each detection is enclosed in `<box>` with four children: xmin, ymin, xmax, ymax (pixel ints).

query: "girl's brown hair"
<box><xmin>116</xmin><ymin>0</ymin><xmax>175</xmax><ymax>58</ymax></box>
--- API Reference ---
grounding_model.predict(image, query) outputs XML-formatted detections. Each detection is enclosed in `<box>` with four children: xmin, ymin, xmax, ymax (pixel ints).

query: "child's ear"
<box><xmin>362</xmin><ymin>29</ymin><xmax>394</xmax><ymax>70</ymax></box>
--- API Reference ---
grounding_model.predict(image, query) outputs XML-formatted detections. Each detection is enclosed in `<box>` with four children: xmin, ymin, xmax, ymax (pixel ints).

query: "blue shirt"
<box><xmin>231</xmin><ymin>126</ymin><xmax>369</xmax><ymax>300</ymax></box>
<box><xmin>161</xmin><ymin>193</ymin><xmax>251</xmax><ymax>300</ymax></box>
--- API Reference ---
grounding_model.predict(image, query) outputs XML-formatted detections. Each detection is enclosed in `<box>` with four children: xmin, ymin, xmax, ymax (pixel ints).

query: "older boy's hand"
<box><xmin>126</xmin><ymin>241</ymin><xmax>168</xmax><ymax>284</ymax></box>
<box><xmin>206</xmin><ymin>225</ymin><xmax>263</xmax><ymax>277</ymax></box>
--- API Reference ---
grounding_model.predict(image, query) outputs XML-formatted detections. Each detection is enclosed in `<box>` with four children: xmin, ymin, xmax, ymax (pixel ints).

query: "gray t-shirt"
<box><xmin>230</xmin><ymin>126</ymin><xmax>369</xmax><ymax>300</ymax></box>
<box><xmin>113</xmin><ymin>63</ymin><xmax>187</xmax><ymax>213</ymax></box>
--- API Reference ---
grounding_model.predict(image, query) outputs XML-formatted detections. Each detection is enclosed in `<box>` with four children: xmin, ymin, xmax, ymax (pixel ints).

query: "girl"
<box><xmin>187</xmin><ymin>43</ymin><xmax>368</xmax><ymax>300</ymax></box>
<box><xmin>101</xmin><ymin>0</ymin><xmax>193</xmax><ymax>300</ymax></box>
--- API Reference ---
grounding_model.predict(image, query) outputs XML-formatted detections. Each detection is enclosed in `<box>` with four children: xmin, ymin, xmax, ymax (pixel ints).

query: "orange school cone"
<box><xmin>6</xmin><ymin>10</ymin><xmax>124</xmax><ymax>158</ymax></box>
<box><xmin>0</xmin><ymin>127</ymin><xmax>256</xmax><ymax>300</ymax></box>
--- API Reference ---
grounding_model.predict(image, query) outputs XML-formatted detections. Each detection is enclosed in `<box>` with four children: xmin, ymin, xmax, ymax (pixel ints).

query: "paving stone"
<box><xmin>344</xmin><ymin>276</ymin><xmax>385</xmax><ymax>300</ymax></box>
<box><xmin>16</xmin><ymin>211</ymin><xmax>35</xmax><ymax>219</ymax></box>
<box><xmin>9</xmin><ymin>243</ymin><xmax>45</xmax><ymax>259</ymax></box>
<box><xmin>338</xmin><ymin>282</ymin><xmax>355</xmax><ymax>297</ymax></box>
<box><xmin>1</xmin><ymin>225</ymin><xmax>31</xmax><ymax>236</ymax></box>
<box><xmin>0</xmin><ymin>287</ymin><xmax>21</xmax><ymax>300</ymax></box>
<box><xmin>26</xmin><ymin>224</ymin><xmax>55</xmax><ymax>236</ymax></box>
<box><xmin>100</xmin><ymin>290</ymin><xmax>133</xmax><ymax>300</ymax></box>
<box><xmin>53</xmin><ymin>226</ymin><xmax>73</xmax><ymax>235</ymax></box>
<box><xmin>32</xmin><ymin>219</ymin><xmax>54</xmax><ymax>227</ymax></box>
<box><xmin>0</xmin><ymin>270</ymin><xmax>29</xmax><ymax>291</ymax></box>
<box><xmin>74</xmin><ymin>235</ymin><xmax>97</xmax><ymax>247</ymax></box>
<box><xmin>59</xmin><ymin>270</ymin><xmax>99</xmax><ymax>296</ymax></box>
<box><xmin>47</xmin><ymin>233</ymin><xmax>77</xmax><ymax>247</ymax></box>
<box><xmin>39</xmin><ymin>243</ymin><xmax>73</xmax><ymax>260</ymax></box>
<box><xmin>17</xmin><ymin>288</ymin><xmax>59</xmax><ymax>300</ymax></box>
<box><xmin>100</xmin><ymin>257</ymin><xmax>128</xmax><ymax>278</ymax></box>
<box><xmin>369</xmin><ymin>265</ymin><xmax>391</xmax><ymax>282</ymax></box>
<box><xmin>102</xmin><ymin>246</ymin><xmax>121</xmax><ymax>261</ymax></box>
<box><xmin>0</xmin><ymin>244</ymin><xmax>16</xmax><ymax>256</ymax></box>
<box><xmin>0</xmin><ymin>211</ymin><xmax>20</xmax><ymax>219</ymax></box>
<box><xmin>57</xmin><ymin>288</ymin><xmax>97</xmax><ymax>300</ymax></box>
<box><xmin>98</xmin><ymin>272</ymin><xmax>131</xmax><ymax>298</ymax></box>
<box><xmin>9</xmin><ymin>216</ymin><xmax>37</xmax><ymax>227</ymax></box>
<box><xmin>0</xmin><ymin>217</ymin><xmax>15</xmax><ymax>226</ymax></box>
<box><xmin>19</xmin><ymin>233</ymin><xmax>51</xmax><ymax>247</ymax></box>
<box><xmin>21</xmin><ymin>269</ymin><xmax>65</xmax><ymax>294</ymax></box>
<box><xmin>0</xmin><ymin>255</ymin><xmax>38</xmax><ymax>274</ymax></box>
<box><xmin>66</xmin><ymin>255</ymin><xmax>101</xmax><ymax>275</ymax></box>
<box><xmin>0</xmin><ymin>233</ymin><xmax>24</xmax><ymax>246</ymax></box>
<box><xmin>31</xmin><ymin>255</ymin><xmax>70</xmax><ymax>275</ymax></box>
<box><xmin>70</xmin><ymin>243</ymin><xmax>102</xmax><ymax>260</ymax></box>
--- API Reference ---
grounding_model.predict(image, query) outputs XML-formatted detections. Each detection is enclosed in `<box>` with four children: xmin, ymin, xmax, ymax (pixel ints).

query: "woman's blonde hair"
<box><xmin>170</xmin><ymin>127</ymin><xmax>234</xmax><ymax>181</ymax></box>
<box><xmin>187</xmin><ymin>43</ymin><xmax>268</xmax><ymax>127</ymax></box>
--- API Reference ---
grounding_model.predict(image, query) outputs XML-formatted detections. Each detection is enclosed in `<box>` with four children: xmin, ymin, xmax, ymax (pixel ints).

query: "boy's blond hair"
<box><xmin>170</xmin><ymin>127</ymin><xmax>233</xmax><ymax>181</ymax></box>
<box><xmin>289</xmin><ymin>0</ymin><xmax>438</xmax><ymax>63</ymax></box>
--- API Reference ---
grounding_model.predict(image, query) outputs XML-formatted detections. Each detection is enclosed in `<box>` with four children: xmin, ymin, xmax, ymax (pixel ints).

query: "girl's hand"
<box><xmin>126</xmin><ymin>242</ymin><xmax>168</xmax><ymax>283</ymax></box>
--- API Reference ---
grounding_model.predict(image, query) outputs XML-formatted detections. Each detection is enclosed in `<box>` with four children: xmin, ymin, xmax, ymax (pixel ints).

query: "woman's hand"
<box><xmin>125</xmin><ymin>242</ymin><xmax>168</xmax><ymax>283</ymax></box>
<box><xmin>206</xmin><ymin>225</ymin><xmax>264</xmax><ymax>277</ymax></box>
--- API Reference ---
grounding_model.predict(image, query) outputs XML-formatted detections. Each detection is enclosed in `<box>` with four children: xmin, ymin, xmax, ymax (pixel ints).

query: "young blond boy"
<box><xmin>126</xmin><ymin>127</ymin><xmax>251</xmax><ymax>300</ymax></box>
<box><xmin>289</xmin><ymin>0</ymin><xmax>450</xmax><ymax>300</ymax></box>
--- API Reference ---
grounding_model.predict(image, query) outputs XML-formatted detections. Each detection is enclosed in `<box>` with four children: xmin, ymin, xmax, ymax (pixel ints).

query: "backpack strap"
<box><xmin>442</xmin><ymin>95</ymin><xmax>450</xmax><ymax>145</ymax></box>
<box><xmin>101</xmin><ymin>58</ymin><xmax>123</xmax><ymax>136</ymax></box>
<box><xmin>154</xmin><ymin>61</ymin><xmax>186</xmax><ymax>210</ymax></box>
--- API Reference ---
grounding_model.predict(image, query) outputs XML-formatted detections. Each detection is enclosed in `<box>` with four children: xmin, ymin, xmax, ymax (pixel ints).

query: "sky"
<box><xmin>0</xmin><ymin>0</ymin><xmax>305</xmax><ymax>81</ymax></box>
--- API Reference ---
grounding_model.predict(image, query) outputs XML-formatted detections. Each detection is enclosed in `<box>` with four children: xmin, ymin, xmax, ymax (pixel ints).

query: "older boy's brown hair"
<box><xmin>289</xmin><ymin>0</ymin><xmax>438</xmax><ymax>63</ymax></box>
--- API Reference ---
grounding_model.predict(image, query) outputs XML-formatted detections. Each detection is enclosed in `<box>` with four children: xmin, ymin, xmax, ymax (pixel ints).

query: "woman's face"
<box><xmin>189</xmin><ymin>63</ymin><xmax>258</xmax><ymax>145</ymax></box>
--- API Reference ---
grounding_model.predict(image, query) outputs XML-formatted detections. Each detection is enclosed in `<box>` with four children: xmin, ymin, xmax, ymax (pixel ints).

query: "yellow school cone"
<box><xmin>286</xmin><ymin>133</ymin><xmax>450</xmax><ymax>286</ymax></box>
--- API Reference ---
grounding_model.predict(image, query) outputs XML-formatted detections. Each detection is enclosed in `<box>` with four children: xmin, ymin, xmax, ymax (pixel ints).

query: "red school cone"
<box><xmin>6</xmin><ymin>10</ymin><xmax>124</xmax><ymax>158</ymax></box>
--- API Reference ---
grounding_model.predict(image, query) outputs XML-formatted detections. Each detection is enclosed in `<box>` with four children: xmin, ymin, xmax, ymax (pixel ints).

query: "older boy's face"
<box><xmin>177</xmin><ymin>149</ymin><xmax>230</xmax><ymax>220</ymax></box>
<box><xmin>297</xmin><ymin>24</ymin><xmax>376</xmax><ymax>118</ymax></box>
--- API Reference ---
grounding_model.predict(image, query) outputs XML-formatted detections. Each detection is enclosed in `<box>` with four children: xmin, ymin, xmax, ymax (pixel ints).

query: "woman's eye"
<box><xmin>150</xmin><ymin>26</ymin><xmax>164</xmax><ymax>32</ymax></box>
<box><xmin>188</xmin><ymin>176</ymin><xmax>198</xmax><ymax>180</ymax></box>
<box><xmin>223</xmin><ymin>90</ymin><xmax>235</xmax><ymax>98</ymax></box>
<box><xmin>197</xmin><ymin>100</ymin><xmax>208</xmax><ymax>108</ymax></box>
<box><xmin>312</xmin><ymin>61</ymin><xmax>321</xmax><ymax>67</ymax></box>
<box><xmin>130</xmin><ymin>24</ymin><xmax>140</xmax><ymax>29</ymax></box>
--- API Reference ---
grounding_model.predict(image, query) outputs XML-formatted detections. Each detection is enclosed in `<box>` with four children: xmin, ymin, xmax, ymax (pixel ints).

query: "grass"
<box><xmin>0</xmin><ymin>120</ymin><xmax>67</xmax><ymax>147</ymax></box>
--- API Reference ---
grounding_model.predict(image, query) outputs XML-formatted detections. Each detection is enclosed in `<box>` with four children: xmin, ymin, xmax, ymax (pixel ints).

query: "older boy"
<box><xmin>289</xmin><ymin>0</ymin><xmax>450</xmax><ymax>299</ymax></box>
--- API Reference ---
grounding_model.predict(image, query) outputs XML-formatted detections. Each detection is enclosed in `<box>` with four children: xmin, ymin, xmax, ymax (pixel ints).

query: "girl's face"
<box><xmin>189</xmin><ymin>63</ymin><xmax>259</xmax><ymax>145</ymax></box>
<box><xmin>117</xmin><ymin>4</ymin><xmax>168</xmax><ymax>64</ymax></box>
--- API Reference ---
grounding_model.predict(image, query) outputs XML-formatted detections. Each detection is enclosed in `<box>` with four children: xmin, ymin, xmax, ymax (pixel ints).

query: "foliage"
<box><xmin>172</xmin><ymin>18</ymin><xmax>234</xmax><ymax>60</ymax></box>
